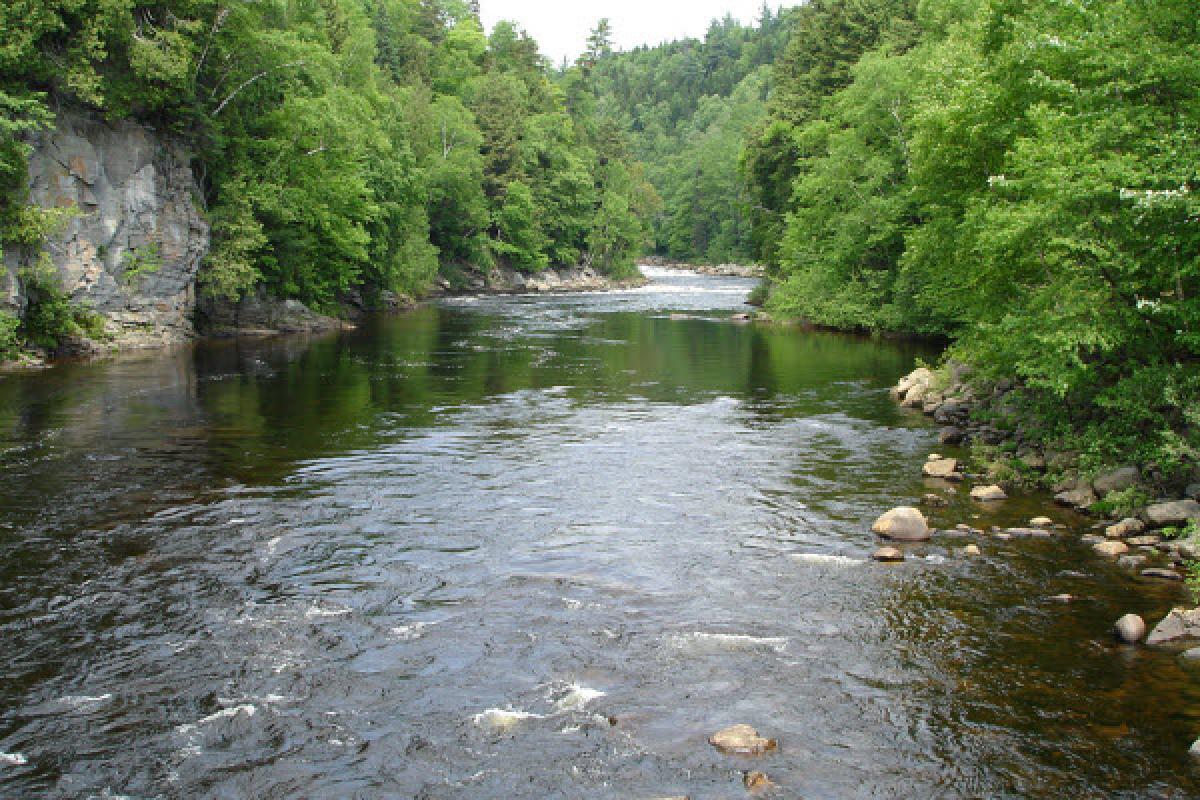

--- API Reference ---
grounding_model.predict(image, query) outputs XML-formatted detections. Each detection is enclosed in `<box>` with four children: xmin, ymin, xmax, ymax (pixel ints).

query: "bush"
<box><xmin>18</xmin><ymin>257</ymin><xmax>107</xmax><ymax>348</ymax></box>
<box><xmin>0</xmin><ymin>309</ymin><xmax>19</xmax><ymax>360</ymax></box>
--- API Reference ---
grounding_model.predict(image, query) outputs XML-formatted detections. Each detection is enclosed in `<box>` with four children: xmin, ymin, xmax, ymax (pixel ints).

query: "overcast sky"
<box><xmin>479</xmin><ymin>1</ymin><xmax>782</xmax><ymax>66</ymax></box>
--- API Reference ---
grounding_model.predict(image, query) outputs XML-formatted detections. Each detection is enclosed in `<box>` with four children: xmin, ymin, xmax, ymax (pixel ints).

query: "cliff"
<box><xmin>2</xmin><ymin>111</ymin><xmax>210</xmax><ymax>349</ymax></box>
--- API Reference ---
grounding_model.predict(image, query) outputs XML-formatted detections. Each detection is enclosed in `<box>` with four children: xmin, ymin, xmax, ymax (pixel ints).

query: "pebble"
<box><xmin>1115</xmin><ymin>614</ymin><xmax>1147</xmax><ymax>643</ymax></box>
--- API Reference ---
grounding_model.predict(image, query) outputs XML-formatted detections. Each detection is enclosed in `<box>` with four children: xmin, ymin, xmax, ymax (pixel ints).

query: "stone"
<box><xmin>1048</xmin><ymin>594</ymin><xmax>1075</xmax><ymax>603</ymax></box>
<box><xmin>1126</xmin><ymin>535</ymin><xmax>1162</xmax><ymax>548</ymax></box>
<box><xmin>1141</xmin><ymin>568</ymin><xmax>1184</xmax><ymax>582</ymax></box>
<box><xmin>1093</xmin><ymin>466</ymin><xmax>1140</xmax><ymax>495</ymax></box>
<box><xmin>923</xmin><ymin>457</ymin><xmax>959</xmax><ymax>479</ymax></box>
<box><xmin>1180</xmin><ymin>647</ymin><xmax>1200</xmax><ymax>663</ymax></box>
<box><xmin>993</xmin><ymin>532</ymin><xmax>1013</xmax><ymax>541</ymax></box>
<box><xmin>1118</xmin><ymin>555</ymin><xmax>1149</xmax><ymax>570</ymax></box>
<box><xmin>1114</xmin><ymin>614</ymin><xmax>1146</xmax><ymax>644</ymax></box>
<box><xmin>1144</xmin><ymin>499</ymin><xmax>1200</xmax><ymax>528</ymax></box>
<box><xmin>873</xmin><ymin>547</ymin><xmax>905</xmax><ymax>563</ymax></box>
<box><xmin>1186</xmin><ymin>484</ymin><xmax>1200</xmax><ymax>501</ymax></box>
<box><xmin>708</xmin><ymin>725</ymin><xmax>777</xmax><ymax>756</ymax></box>
<box><xmin>963</xmin><ymin>544</ymin><xmax>982</xmax><ymax>557</ymax></box>
<box><xmin>1105</xmin><ymin>518</ymin><xmax>1145</xmax><ymax>539</ymax></box>
<box><xmin>921</xmin><ymin>493</ymin><xmax>949</xmax><ymax>508</ymax></box>
<box><xmin>970</xmin><ymin>485</ymin><xmax>1008</xmax><ymax>502</ymax></box>
<box><xmin>1081</xmin><ymin>534</ymin><xmax>1105</xmax><ymax>545</ymax></box>
<box><xmin>1093</xmin><ymin>540</ymin><xmax>1129</xmax><ymax>557</ymax></box>
<box><xmin>1030</xmin><ymin>517</ymin><xmax>1054</xmax><ymax>528</ymax></box>
<box><xmin>743</xmin><ymin>772</ymin><xmax>775</xmax><ymax>791</ymax></box>
<box><xmin>894</xmin><ymin>367</ymin><xmax>933</xmax><ymax>398</ymax></box>
<box><xmin>1020</xmin><ymin>452</ymin><xmax>1047</xmax><ymax>471</ymax></box>
<box><xmin>1192</xmin><ymin>738</ymin><xmax>1200</xmax><ymax>760</ymax></box>
<box><xmin>1055</xmin><ymin>487</ymin><xmax>1098</xmax><ymax>509</ymax></box>
<box><xmin>1146</xmin><ymin>607</ymin><xmax>1200</xmax><ymax>646</ymax></box>
<box><xmin>871</xmin><ymin>507</ymin><xmax>931</xmax><ymax>542</ymax></box>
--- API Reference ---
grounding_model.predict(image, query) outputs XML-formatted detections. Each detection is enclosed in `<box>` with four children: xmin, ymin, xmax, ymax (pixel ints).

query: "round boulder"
<box><xmin>1115</xmin><ymin>614</ymin><xmax>1146</xmax><ymax>644</ymax></box>
<box><xmin>871</xmin><ymin>507</ymin><xmax>931</xmax><ymax>542</ymax></box>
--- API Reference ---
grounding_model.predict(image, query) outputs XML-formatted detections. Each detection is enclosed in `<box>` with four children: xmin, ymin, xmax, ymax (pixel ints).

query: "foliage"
<box><xmin>18</xmin><ymin>256</ymin><xmax>106</xmax><ymax>348</ymax></box>
<box><xmin>748</xmin><ymin>0</ymin><xmax>1200</xmax><ymax>479</ymax></box>
<box><xmin>120</xmin><ymin>243</ymin><xmax>162</xmax><ymax>286</ymax></box>
<box><xmin>0</xmin><ymin>309</ymin><xmax>18</xmax><ymax>360</ymax></box>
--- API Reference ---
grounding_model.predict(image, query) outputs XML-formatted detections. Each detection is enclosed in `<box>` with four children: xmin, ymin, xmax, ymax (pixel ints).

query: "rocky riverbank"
<box><xmin>640</xmin><ymin>256</ymin><xmax>765</xmax><ymax>278</ymax></box>
<box><xmin>886</xmin><ymin>364</ymin><xmax>1200</xmax><ymax>755</ymax></box>
<box><xmin>429</xmin><ymin>263</ymin><xmax>648</xmax><ymax>296</ymax></box>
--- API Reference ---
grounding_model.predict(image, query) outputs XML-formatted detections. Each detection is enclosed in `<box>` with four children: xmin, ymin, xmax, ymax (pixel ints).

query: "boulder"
<box><xmin>871</xmin><ymin>507</ymin><xmax>931</xmax><ymax>542</ymax></box>
<box><xmin>1105</xmin><ymin>518</ymin><xmax>1145</xmax><ymax>539</ymax></box>
<box><xmin>1146</xmin><ymin>607</ymin><xmax>1200</xmax><ymax>646</ymax></box>
<box><xmin>709</xmin><ymin>725</ymin><xmax>777</xmax><ymax>756</ymax></box>
<box><xmin>1114</xmin><ymin>614</ymin><xmax>1146</xmax><ymax>644</ymax></box>
<box><xmin>1081</xmin><ymin>534</ymin><xmax>1105</xmax><ymax>545</ymax></box>
<box><xmin>970</xmin><ymin>485</ymin><xmax>1008</xmax><ymax>502</ymax></box>
<box><xmin>1141</xmin><ymin>568</ymin><xmax>1183</xmax><ymax>582</ymax></box>
<box><xmin>1180</xmin><ymin>647</ymin><xmax>1200</xmax><ymax>663</ymax></box>
<box><xmin>1093</xmin><ymin>466</ymin><xmax>1140</xmax><ymax>495</ymax></box>
<box><xmin>873</xmin><ymin>547</ymin><xmax>905</xmax><ymax>563</ymax></box>
<box><xmin>1192</xmin><ymin>738</ymin><xmax>1200</xmax><ymax>760</ymax></box>
<box><xmin>939</xmin><ymin>427</ymin><xmax>965</xmax><ymax>445</ymax></box>
<box><xmin>1126</xmin><ymin>535</ymin><xmax>1162</xmax><ymax>548</ymax></box>
<box><xmin>963</xmin><ymin>544</ymin><xmax>982</xmax><ymax>557</ymax></box>
<box><xmin>1144</xmin><ymin>499</ymin><xmax>1200</xmax><ymax>528</ymax></box>
<box><xmin>923</xmin><ymin>458</ymin><xmax>959</xmax><ymax>479</ymax></box>
<box><xmin>1093</xmin><ymin>541</ymin><xmax>1129</xmax><ymax>557</ymax></box>
<box><xmin>1055</xmin><ymin>487</ymin><xmax>1097</xmax><ymax>509</ymax></box>
<box><xmin>894</xmin><ymin>367</ymin><xmax>933</xmax><ymax>398</ymax></box>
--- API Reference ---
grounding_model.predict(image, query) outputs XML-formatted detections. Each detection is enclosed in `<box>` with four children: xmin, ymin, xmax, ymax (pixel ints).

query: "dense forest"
<box><xmin>0</xmin><ymin>0</ymin><xmax>655</xmax><ymax>324</ymax></box>
<box><xmin>745</xmin><ymin>0</ymin><xmax>1200</xmax><ymax>482</ymax></box>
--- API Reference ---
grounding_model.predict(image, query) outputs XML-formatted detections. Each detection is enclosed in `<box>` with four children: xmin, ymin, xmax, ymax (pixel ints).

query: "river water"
<box><xmin>1</xmin><ymin>267</ymin><xmax>1199</xmax><ymax>798</ymax></box>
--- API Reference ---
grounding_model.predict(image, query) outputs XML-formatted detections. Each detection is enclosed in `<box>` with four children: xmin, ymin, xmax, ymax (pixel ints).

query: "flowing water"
<box><xmin>1</xmin><ymin>267</ymin><xmax>1199</xmax><ymax>799</ymax></box>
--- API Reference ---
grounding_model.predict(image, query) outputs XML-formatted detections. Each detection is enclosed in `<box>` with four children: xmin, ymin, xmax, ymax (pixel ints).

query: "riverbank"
<box><xmin>639</xmin><ymin>256</ymin><xmax>765</xmax><ymax>279</ymax></box>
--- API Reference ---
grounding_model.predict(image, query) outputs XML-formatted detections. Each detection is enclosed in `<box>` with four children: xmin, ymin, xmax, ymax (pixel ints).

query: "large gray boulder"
<box><xmin>871</xmin><ymin>507</ymin><xmax>931</xmax><ymax>542</ymax></box>
<box><xmin>1146</xmin><ymin>607</ymin><xmax>1200</xmax><ymax>646</ymax></box>
<box><xmin>1092</xmin><ymin>466</ymin><xmax>1140</xmax><ymax>495</ymax></box>
<box><xmin>1143</xmin><ymin>499</ymin><xmax>1200</xmax><ymax>528</ymax></box>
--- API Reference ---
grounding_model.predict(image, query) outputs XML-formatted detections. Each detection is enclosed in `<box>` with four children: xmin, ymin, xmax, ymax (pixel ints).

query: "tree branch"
<box><xmin>212</xmin><ymin>60</ymin><xmax>306</xmax><ymax>117</ymax></box>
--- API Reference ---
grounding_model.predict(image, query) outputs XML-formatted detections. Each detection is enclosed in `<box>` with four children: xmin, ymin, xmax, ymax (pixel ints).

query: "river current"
<box><xmin>1</xmin><ymin>267</ymin><xmax>1199</xmax><ymax>798</ymax></box>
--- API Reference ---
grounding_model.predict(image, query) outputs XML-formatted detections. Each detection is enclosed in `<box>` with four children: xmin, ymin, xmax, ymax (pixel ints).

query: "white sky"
<box><xmin>479</xmin><ymin>1</ymin><xmax>781</xmax><ymax>66</ymax></box>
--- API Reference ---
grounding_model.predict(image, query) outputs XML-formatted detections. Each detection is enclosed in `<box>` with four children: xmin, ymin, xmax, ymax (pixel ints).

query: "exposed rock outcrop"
<box><xmin>4</xmin><ymin>111</ymin><xmax>209</xmax><ymax>348</ymax></box>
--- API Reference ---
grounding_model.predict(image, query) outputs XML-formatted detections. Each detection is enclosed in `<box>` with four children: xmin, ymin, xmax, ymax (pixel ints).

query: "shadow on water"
<box><xmin>0</xmin><ymin>270</ymin><xmax>1197</xmax><ymax>798</ymax></box>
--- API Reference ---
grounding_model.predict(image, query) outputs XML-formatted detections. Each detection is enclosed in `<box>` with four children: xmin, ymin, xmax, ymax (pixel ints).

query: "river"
<box><xmin>1</xmin><ymin>267</ymin><xmax>1198</xmax><ymax>798</ymax></box>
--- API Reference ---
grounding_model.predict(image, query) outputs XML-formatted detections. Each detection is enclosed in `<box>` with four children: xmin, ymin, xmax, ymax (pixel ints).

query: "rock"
<box><xmin>1093</xmin><ymin>541</ymin><xmax>1129</xmax><ymax>557</ymax></box>
<box><xmin>1141</xmin><ymin>568</ymin><xmax>1184</xmax><ymax>582</ymax></box>
<box><xmin>708</xmin><ymin>725</ymin><xmax>777</xmax><ymax>756</ymax></box>
<box><xmin>1030</xmin><ymin>517</ymin><xmax>1054</xmax><ymax>528</ymax></box>
<box><xmin>1118</xmin><ymin>555</ymin><xmax>1149</xmax><ymax>569</ymax></box>
<box><xmin>895</xmin><ymin>367</ymin><xmax>934</xmax><ymax>399</ymax></box>
<box><xmin>1126</xmin><ymin>535</ymin><xmax>1162</xmax><ymax>547</ymax></box>
<box><xmin>1180</xmin><ymin>647</ymin><xmax>1200</xmax><ymax>663</ymax></box>
<box><xmin>1105</xmin><ymin>518</ymin><xmax>1145</xmax><ymax>539</ymax></box>
<box><xmin>1081</xmin><ymin>533</ymin><xmax>1105</xmax><ymax>545</ymax></box>
<box><xmin>1191</xmin><ymin>738</ymin><xmax>1200</xmax><ymax>760</ymax></box>
<box><xmin>871</xmin><ymin>507</ymin><xmax>930</xmax><ymax>542</ymax></box>
<box><xmin>923</xmin><ymin>457</ymin><xmax>959</xmax><ymax>479</ymax></box>
<box><xmin>1144</xmin><ymin>499</ymin><xmax>1200</xmax><ymax>528</ymax></box>
<box><xmin>1020</xmin><ymin>452</ymin><xmax>1047</xmax><ymax>471</ymax></box>
<box><xmin>993</xmin><ymin>532</ymin><xmax>1013</xmax><ymax>541</ymax></box>
<box><xmin>1114</xmin><ymin>614</ymin><xmax>1146</xmax><ymax>644</ymax></box>
<box><xmin>1048</xmin><ymin>594</ymin><xmax>1075</xmax><ymax>603</ymax></box>
<box><xmin>1093</xmin><ymin>466</ymin><xmax>1140</xmax><ymax>495</ymax></box>
<box><xmin>921</xmin><ymin>493</ymin><xmax>949</xmax><ymax>508</ymax></box>
<box><xmin>970</xmin><ymin>485</ymin><xmax>1008</xmax><ymax>502</ymax></box>
<box><xmin>1055</xmin><ymin>487</ymin><xmax>1098</xmax><ymax>509</ymax></box>
<box><xmin>963</xmin><ymin>544</ymin><xmax>982</xmax><ymax>557</ymax></box>
<box><xmin>1186</xmin><ymin>484</ymin><xmax>1200</xmax><ymax>501</ymax></box>
<box><xmin>743</xmin><ymin>772</ymin><xmax>775</xmax><ymax>791</ymax></box>
<box><xmin>938</xmin><ymin>427</ymin><xmax>965</xmax><ymax>445</ymax></box>
<box><xmin>873</xmin><ymin>547</ymin><xmax>905</xmax><ymax>563</ymax></box>
<box><xmin>1146</xmin><ymin>607</ymin><xmax>1200</xmax><ymax>646</ymax></box>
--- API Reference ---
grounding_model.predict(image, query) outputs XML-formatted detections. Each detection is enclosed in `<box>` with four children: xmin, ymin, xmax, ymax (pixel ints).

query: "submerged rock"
<box><xmin>1147</xmin><ymin>608</ymin><xmax>1200</xmax><ymax>646</ymax></box>
<box><xmin>873</xmin><ymin>547</ymin><xmax>905</xmax><ymax>563</ymax></box>
<box><xmin>709</xmin><ymin>724</ymin><xmax>777</xmax><ymax>756</ymax></box>
<box><xmin>970</xmin><ymin>485</ymin><xmax>1008</xmax><ymax>502</ymax></box>
<box><xmin>1141</xmin><ymin>568</ymin><xmax>1184</xmax><ymax>582</ymax></box>
<box><xmin>871</xmin><ymin>507</ymin><xmax>931</xmax><ymax>542</ymax></box>
<box><xmin>1115</xmin><ymin>614</ymin><xmax>1146</xmax><ymax>644</ymax></box>
<box><xmin>743</xmin><ymin>772</ymin><xmax>775</xmax><ymax>791</ymax></box>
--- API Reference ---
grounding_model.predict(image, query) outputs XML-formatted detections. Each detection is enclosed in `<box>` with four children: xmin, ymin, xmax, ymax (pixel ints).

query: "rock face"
<box><xmin>1146</xmin><ymin>607</ymin><xmax>1200</xmax><ymax>646</ymax></box>
<box><xmin>871</xmin><ymin>507</ymin><xmax>931</xmax><ymax>542</ymax></box>
<box><xmin>1114</xmin><ymin>614</ymin><xmax>1146</xmax><ymax>644</ymax></box>
<box><xmin>1144</xmin><ymin>499</ymin><xmax>1200</xmax><ymax>528</ymax></box>
<box><xmin>3</xmin><ymin>111</ymin><xmax>209</xmax><ymax>347</ymax></box>
<box><xmin>708</xmin><ymin>725</ymin><xmax>777</xmax><ymax>756</ymax></box>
